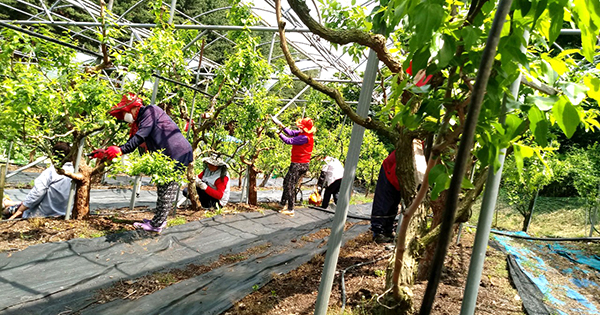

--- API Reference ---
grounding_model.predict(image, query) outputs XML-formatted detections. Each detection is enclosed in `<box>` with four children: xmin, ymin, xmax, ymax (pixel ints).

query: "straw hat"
<box><xmin>108</xmin><ymin>93</ymin><xmax>143</xmax><ymax>120</ymax></box>
<box><xmin>202</xmin><ymin>155</ymin><xmax>228</xmax><ymax>168</ymax></box>
<box><xmin>296</xmin><ymin>117</ymin><xmax>316</xmax><ymax>134</ymax></box>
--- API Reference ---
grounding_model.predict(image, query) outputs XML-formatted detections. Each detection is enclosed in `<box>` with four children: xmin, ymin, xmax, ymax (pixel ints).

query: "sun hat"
<box><xmin>295</xmin><ymin>117</ymin><xmax>316</xmax><ymax>134</ymax></box>
<box><xmin>108</xmin><ymin>93</ymin><xmax>143</xmax><ymax>120</ymax></box>
<box><xmin>202</xmin><ymin>154</ymin><xmax>228</xmax><ymax>168</ymax></box>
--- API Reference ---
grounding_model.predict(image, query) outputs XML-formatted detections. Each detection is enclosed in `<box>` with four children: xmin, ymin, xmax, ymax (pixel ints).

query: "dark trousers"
<box><xmin>370</xmin><ymin>165</ymin><xmax>401</xmax><ymax>236</ymax></box>
<box><xmin>281</xmin><ymin>162</ymin><xmax>309</xmax><ymax>210</ymax></box>
<box><xmin>151</xmin><ymin>181</ymin><xmax>179</xmax><ymax>228</ymax></box>
<box><xmin>183</xmin><ymin>187</ymin><xmax>219</xmax><ymax>209</ymax></box>
<box><xmin>321</xmin><ymin>179</ymin><xmax>342</xmax><ymax>209</ymax></box>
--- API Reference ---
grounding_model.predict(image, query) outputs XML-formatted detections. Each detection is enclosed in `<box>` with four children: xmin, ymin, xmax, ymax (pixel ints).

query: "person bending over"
<box><xmin>316</xmin><ymin>156</ymin><xmax>344</xmax><ymax>209</ymax></box>
<box><xmin>91</xmin><ymin>93</ymin><xmax>193</xmax><ymax>233</ymax></box>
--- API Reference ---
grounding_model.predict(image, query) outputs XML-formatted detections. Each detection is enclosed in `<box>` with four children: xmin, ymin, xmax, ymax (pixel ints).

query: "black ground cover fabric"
<box><xmin>506</xmin><ymin>255</ymin><xmax>552</xmax><ymax>315</ymax></box>
<box><xmin>0</xmin><ymin>205</ymin><xmax>371</xmax><ymax>314</ymax></box>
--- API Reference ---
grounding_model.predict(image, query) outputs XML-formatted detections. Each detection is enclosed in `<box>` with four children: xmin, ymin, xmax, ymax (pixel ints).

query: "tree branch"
<box><xmin>275</xmin><ymin>0</ymin><xmax>395</xmax><ymax>140</ymax></box>
<box><xmin>286</xmin><ymin>0</ymin><xmax>402</xmax><ymax>74</ymax></box>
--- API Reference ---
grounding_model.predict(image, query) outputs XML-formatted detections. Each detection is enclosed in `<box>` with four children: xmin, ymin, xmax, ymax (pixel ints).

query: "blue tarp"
<box><xmin>493</xmin><ymin>232</ymin><xmax>600</xmax><ymax>315</ymax></box>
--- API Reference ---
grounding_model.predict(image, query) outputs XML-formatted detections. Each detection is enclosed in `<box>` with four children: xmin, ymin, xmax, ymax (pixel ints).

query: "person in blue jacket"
<box><xmin>91</xmin><ymin>93</ymin><xmax>193</xmax><ymax>233</ymax></box>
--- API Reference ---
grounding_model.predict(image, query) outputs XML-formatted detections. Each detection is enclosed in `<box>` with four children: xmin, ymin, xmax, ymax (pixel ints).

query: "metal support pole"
<box><xmin>460</xmin><ymin>28</ymin><xmax>530</xmax><ymax>315</ymax></box>
<box><xmin>591</xmin><ymin>183</ymin><xmax>600</xmax><ymax>237</ymax></box>
<box><xmin>274</xmin><ymin>85</ymin><xmax>310</xmax><ymax>118</ymax></box>
<box><xmin>0</xmin><ymin>165</ymin><xmax>6</xmax><ymax>209</ymax></box>
<box><xmin>267</xmin><ymin>33</ymin><xmax>277</xmax><ymax>64</ymax></box>
<box><xmin>1</xmin><ymin>141</ymin><xmax>14</xmax><ymax>208</ymax></box>
<box><xmin>6</xmin><ymin>156</ymin><xmax>48</xmax><ymax>178</ymax></box>
<box><xmin>129</xmin><ymin>175</ymin><xmax>142</xmax><ymax>210</ymax></box>
<box><xmin>65</xmin><ymin>137</ymin><xmax>85</xmax><ymax>220</ymax></box>
<box><xmin>314</xmin><ymin>48</ymin><xmax>379</xmax><ymax>315</ymax></box>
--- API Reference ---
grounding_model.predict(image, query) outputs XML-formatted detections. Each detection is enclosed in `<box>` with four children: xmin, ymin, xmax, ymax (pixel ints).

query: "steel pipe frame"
<box><xmin>3</xmin><ymin>20</ymin><xmax>312</xmax><ymax>32</ymax></box>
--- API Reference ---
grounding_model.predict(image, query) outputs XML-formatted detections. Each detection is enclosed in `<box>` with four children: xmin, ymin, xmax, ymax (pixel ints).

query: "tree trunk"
<box><xmin>186</xmin><ymin>163</ymin><xmax>202</xmax><ymax>211</ymax></box>
<box><xmin>417</xmin><ymin>191</ymin><xmax>446</xmax><ymax>280</ymax></box>
<box><xmin>248</xmin><ymin>166</ymin><xmax>258</xmax><ymax>205</ymax></box>
<box><xmin>260</xmin><ymin>168</ymin><xmax>273</xmax><ymax>187</ymax></box>
<box><xmin>72</xmin><ymin>163</ymin><xmax>92</xmax><ymax>219</ymax></box>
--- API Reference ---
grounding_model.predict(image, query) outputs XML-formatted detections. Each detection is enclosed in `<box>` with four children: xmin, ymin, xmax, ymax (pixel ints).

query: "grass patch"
<box><xmin>350</xmin><ymin>193</ymin><xmax>373</xmax><ymax>205</ymax></box>
<box><xmin>470</xmin><ymin>195</ymin><xmax>593</xmax><ymax>238</ymax></box>
<box><xmin>167</xmin><ymin>216</ymin><xmax>187</xmax><ymax>227</ymax></box>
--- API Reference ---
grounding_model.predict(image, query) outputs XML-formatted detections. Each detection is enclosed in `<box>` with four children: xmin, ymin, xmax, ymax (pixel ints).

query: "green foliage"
<box><xmin>111</xmin><ymin>151</ymin><xmax>185</xmax><ymax>186</ymax></box>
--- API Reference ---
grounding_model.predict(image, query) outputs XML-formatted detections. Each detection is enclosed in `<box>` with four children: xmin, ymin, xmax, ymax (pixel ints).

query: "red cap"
<box><xmin>108</xmin><ymin>93</ymin><xmax>143</xmax><ymax>120</ymax></box>
<box><xmin>296</xmin><ymin>117</ymin><xmax>316</xmax><ymax>134</ymax></box>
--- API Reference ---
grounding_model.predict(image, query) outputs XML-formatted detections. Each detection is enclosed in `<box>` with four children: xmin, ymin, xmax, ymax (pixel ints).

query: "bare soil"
<box><xmin>0</xmin><ymin>201</ymin><xmax>525</xmax><ymax>314</ymax></box>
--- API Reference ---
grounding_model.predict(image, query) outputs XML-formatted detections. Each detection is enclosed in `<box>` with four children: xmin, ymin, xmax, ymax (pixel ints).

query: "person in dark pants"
<box><xmin>371</xmin><ymin>150</ymin><xmax>402</xmax><ymax>243</ymax></box>
<box><xmin>371</xmin><ymin>141</ymin><xmax>427</xmax><ymax>243</ymax></box>
<box><xmin>316</xmin><ymin>156</ymin><xmax>344</xmax><ymax>209</ymax></box>
<box><xmin>183</xmin><ymin>155</ymin><xmax>230</xmax><ymax>209</ymax></box>
<box><xmin>272</xmin><ymin>116</ymin><xmax>316</xmax><ymax>217</ymax></box>
<box><xmin>91</xmin><ymin>93</ymin><xmax>193</xmax><ymax>233</ymax></box>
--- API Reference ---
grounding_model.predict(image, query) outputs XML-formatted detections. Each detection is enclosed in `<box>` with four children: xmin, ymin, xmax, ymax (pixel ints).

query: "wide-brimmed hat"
<box><xmin>202</xmin><ymin>155</ymin><xmax>228</xmax><ymax>168</ymax></box>
<box><xmin>108</xmin><ymin>93</ymin><xmax>143</xmax><ymax>120</ymax></box>
<box><xmin>296</xmin><ymin>117</ymin><xmax>316</xmax><ymax>134</ymax></box>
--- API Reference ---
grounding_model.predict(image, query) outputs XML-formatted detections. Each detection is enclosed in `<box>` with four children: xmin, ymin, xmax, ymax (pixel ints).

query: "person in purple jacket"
<box><xmin>271</xmin><ymin>116</ymin><xmax>316</xmax><ymax>217</ymax></box>
<box><xmin>91</xmin><ymin>93</ymin><xmax>193</xmax><ymax>233</ymax></box>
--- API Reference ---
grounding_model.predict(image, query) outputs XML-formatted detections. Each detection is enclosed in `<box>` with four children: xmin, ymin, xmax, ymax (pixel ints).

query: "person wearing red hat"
<box><xmin>271</xmin><ymin>116</ymin><xmax>316</xmax><ymax>216</ymax></box>
<box><xmin>91</xmin><ymin>93</ymin><xmax>193</xmax><ymax>233</ymax></box>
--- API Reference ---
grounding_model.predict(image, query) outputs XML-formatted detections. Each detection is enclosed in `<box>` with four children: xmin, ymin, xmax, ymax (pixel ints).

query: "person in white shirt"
<box><xmin>2</xmin><ymin>142</ymin><xmax>73</xmax><ymax>220</ymax></box>
<box><xmin>316</xmin><ymin>156</ymin><xmax>344</xmax><ymax>209</ymax></box>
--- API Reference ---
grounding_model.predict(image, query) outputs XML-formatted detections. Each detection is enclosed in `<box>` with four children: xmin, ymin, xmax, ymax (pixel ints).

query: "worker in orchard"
<box><xmin>91</xmin><ymin>93</ymin><xmax>193</xmax><ymax>233</ymax></box>
<box><xmin>271</xmin><ymin>115</ymin><xmax>316</xmax><ymax>217</ymax></box>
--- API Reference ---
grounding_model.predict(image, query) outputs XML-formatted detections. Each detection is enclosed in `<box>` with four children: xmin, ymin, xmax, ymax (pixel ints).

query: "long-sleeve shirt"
<box><xmin>278</xmin><ymin>128</ymin><xmax>308</xmax><ymax>145</ymax></box>
<box><xmin>22</xmin><ymin>162</ymin><xmax>74</xmax><ymax>218</ymax></box>
<box><xmin>317</xmin><ymin>157</ymin><xmax>344</xmax><ymax>188</ymax></box>
<box><xmin>198</xmin><ymin>169</ymin><xmax>231</xmax><ymax>206</ymax></box>
<box><xmin>120</xmin><ymin>105</ymin><xmax>193</xmax><ymax>167</ymax></box>
<box><xmin>279</xmin><ymin>127</ymin><xmax>314</xmax><ymax>163</ymax></box>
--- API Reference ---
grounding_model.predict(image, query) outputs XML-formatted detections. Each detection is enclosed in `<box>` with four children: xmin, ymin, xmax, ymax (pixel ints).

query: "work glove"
<box><xmin>195</xmin><ymin>178</ymin><xmax>208</xmax><ymax>190</ymax></box>
<box><xmin>89</xmin><ymin>148</ymin><xmax>107</xmax><ymax>159</ymax></box>
<box><xmin>106</xmin><ymin>146</ymin><xmax>122</xmax><ymax>160</ymax></box>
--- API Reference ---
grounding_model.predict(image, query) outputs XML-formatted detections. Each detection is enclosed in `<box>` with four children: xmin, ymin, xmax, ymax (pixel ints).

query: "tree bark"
<box><xmin>186</xmin><ymin>163</ymin><xmax>202</xmax><ymax>211</ymax></box>
<box><xmin>260</xmin><ymin>168</ymin><xmax>273</xmax><ymax>187</ymax></box>
<box><xmin>248</xmin><ymin>166</ymin><xmax>258</xmax><ymax>205</ymax></box>
<box><xmin>72</xmin><ymin>163</ymin><xmax>92</xmax><ymax>219</ymax></box>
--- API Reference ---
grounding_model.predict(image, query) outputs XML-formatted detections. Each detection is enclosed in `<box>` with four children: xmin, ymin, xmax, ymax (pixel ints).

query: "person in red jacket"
<box><xmin>272</xmin><ymin>116</ymin><xmax>316</xmax><ymax>216</ymax></box>
<box><xmin>371</xmin><ymin>150</ymin><xmax>402</xmax><ymax>243</ymax></box>
<box><xmin>183</xmin><ymin>155</ymin><xmax>231</xmax><ymax>209</ymax></box>
<box><xmin>371</xmin><ymin>141</ymin><xmax>427</xmax><ymax>243</ymax></box>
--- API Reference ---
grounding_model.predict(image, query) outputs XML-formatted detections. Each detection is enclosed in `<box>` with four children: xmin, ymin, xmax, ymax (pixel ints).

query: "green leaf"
<box><xmin>559</xmin><ymin>82</ymin><xmax>589</xmax><ymax>105</ymax></box>
<box><xmin>438</xmin><ymin>34</ymin><xmax>456</xmax><ymax>68</ymax></box>
<box><xmin>547</xmin><ymin>1</ymin><xmax>565</xmax><ymax>44</ymax></box>
<box><xmin>518</xmin><ymin>0</ymin><xmax>532</xmax><ymax>16</ymax></box>
<box><xmin>504</xmin><ymin>114</ymin><xmax>527</xmax><ymax>142</ymax></box>
<box><xmin>462</xmin><ymin>26</ymin><xmax>481</xmax><ymax>50</ymax></box>
<box><xmin>429</xmin><ymin>164</ymin><xmax>450</xmax><ymax>200</ymax></box>
<box><xmin>552</xmin><ymin>97</ymin><xmax>580</xmax><ymax>138</ymax></box>
<box><xmin>529</xmin><ymin>95</ymin><xmax>558</xmax><ymax>111</ymax></box>
<box><xmin>531</xmin><ymin>0</ymin><xmax>548</xmax><ymax>29</ymax></box>
<box><xmin>583</xmin><ymin>75</ymin><xmax>600</xmax><ymax>103</ymax></box>
<box><xmin>528</xmin><ymin>106</ymin><xmax>549</xmax><ymax>147</ymax></box>
<box><xmin>411</xmin><ymin>2</ymin><xmax>444</xmax><ymax>47</ymax></box>
<box><xmin>461</xmin><ymin>177</ymin><xmax>475</xmax><ymax>189</ymax></box>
